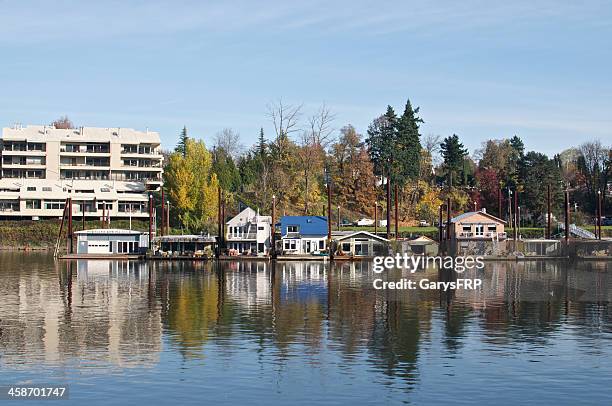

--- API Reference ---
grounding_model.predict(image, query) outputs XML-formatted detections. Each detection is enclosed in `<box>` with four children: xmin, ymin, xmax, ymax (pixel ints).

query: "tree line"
<box><xmin>160</xmin><ymin>100</ymin><xmax>611</xmax><ymax>233</ymax></box>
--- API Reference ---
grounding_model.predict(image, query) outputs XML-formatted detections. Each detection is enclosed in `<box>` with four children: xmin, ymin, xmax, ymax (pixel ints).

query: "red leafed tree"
<box><xmin>51</xmin><ymin>116</ymin><xmax>74</xmax><ymax>129</ymax></box>
<box><xmin>475</xmin><ymin>167</ymin><xmax>499</xmax><ymax>213</ymax></box>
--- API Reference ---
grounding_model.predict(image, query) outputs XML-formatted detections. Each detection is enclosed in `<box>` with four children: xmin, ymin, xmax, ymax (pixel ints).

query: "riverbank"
<box><xmin>0</xmin><ymin>220</ymin><xmax>150</xmax><ymax>250</ymax></box>
<box><xmin>0</xmin><ymin>220</ymin><xmax>610</xmax><ymax>250</ymax></box>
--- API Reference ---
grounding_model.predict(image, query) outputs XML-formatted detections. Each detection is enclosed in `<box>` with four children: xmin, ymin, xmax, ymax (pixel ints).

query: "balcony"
<box><xmin>227</xmin><ymin>232</ymin><xmax>258</xmax><ymax>241</ymax></box>
<box><xmin>457</xmin><ymin>231</ymin><xmax>507</xmax><ymax>240</ymax></box>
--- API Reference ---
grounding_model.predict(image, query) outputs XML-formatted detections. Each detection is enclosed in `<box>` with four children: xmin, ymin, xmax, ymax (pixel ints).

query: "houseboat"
<box><xmin>276</xmin><ymin>215</ymin><xmax>328</xmax><ymax>259</ymax></box>
<box><xmin>333</xmin><ymin>231</ymin><xmax>389</xmax><ymax>259</ymax></box>
<box><xmin>225</xmin><ymin>206</ymin><xmax>272</xmax><ymax>257</ymax></box>
<box><xmin>450</xmin><ymin>209</ymin><xmax>507</xmax><ymax>241</ymax></box>
<box><xmin>149</xmin><ymin>234</ymin><xmax>216</xmax><ymax>259</ymax></box>
<box><xmin>66</xmin><ymin>228</ymin><xmax>148</xmax><ymax>259</ymax></box>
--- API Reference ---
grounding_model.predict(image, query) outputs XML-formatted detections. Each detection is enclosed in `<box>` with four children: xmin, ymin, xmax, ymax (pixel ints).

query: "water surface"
<box><xmin>0</xmin><ymin>253</ymin><xmax>610</xmax><ymax>405</ymax></box>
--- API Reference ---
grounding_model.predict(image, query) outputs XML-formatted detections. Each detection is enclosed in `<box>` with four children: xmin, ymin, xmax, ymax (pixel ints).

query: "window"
<box><xmin>43</xmin><ymin>187</ymin><xmax>52</xmax><ymax>192</ymax></box>
<box><xmin>44</xmin><ymin>200</ymin><xmax>65</xmax><ymax>210</ymax></box>
<box><xmin>283</xmin><ymin>240</ymin><xmax>297</xmax><ymax>250</ymax></box>
<box><xmin>26</xmin><ymin>186</ymin><xmax>36</xmax><ymax>191</ymax></box>
<box><xmin>287</xmin><ymin>225</ymin><xmax>299</xmax><ymax>233</ymax></box>
<box><xmin>26</xmin><ymin>200</ymin><xmax>41</xmax><ymax>209</ymax></box>
<box><xmin>319</xmin><ymin>240</ymin><xmax>325</xmax><ymax>250</ymax></box>
<box><xmin>100</xmin><ymin>188</ymin><xmax>110</xmax><ymax>192</ymax></box>
<box><xmin>342</xmin><ymin>242</ymin><xmax>350</xmax><ymax>252</ymax></box>
<box><xmin>487</xmin><ymin>225</ymin><xmax>497</xmax><ymax>232</ymax></box>
<box><xmin>475</xmin><ymin>225</ymin><xmax>484</xmax><ymax>236</ymax></box>
<box><xmin>257</xmin><ymin>226</ymin><xmax>265</xmax><ymax>231</ymax></box>
<box><xmin>462</xmin><ymin>225</ymin><xmax>471</xmax><ymax>232</ymax></box>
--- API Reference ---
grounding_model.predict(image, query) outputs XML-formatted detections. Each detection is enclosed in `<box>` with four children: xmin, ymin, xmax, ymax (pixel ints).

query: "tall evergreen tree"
<box><xmin>366</xmin><ymin>106</ymin><xmax>398</xmax><ymax>181</ymax></box>
<box><xmin>440</xmin><ymin>134</ymin><xmax>468</xmax><ymax>187</ymax></box>
<box><xmin>175</xmin><ymin>126</ymin><xmax>189</xmax><ymax>158</ymax></box>
<box><xmin>257</xmin><ymin>128</ymin><xmax>267</xmax><ymax>157</ymax></box>
<box><xmin>395</xmin><ymin>99</ymin><xmax>423</xmax><ymax>185</ymax></box>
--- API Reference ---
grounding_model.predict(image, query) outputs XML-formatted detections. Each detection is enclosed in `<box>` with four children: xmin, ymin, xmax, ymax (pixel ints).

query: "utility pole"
<box><xmin>217</xmin><ymin>186</ymin><xmax>221</xmax><ymax>257</ymax></box>
<box><xmin>564</xmin><ymin>189</ymin><xmax>570</xmax><ymax>241</ymax></box>
<box><xmin>327</xmin><ymin>177</ymin><xmax>332</xmax><ymax>259</ymax></box>
<box><xmin>386</xmin><ymin>174</ymin><xmax>391</xmax><ymax>240</ymax></box>
<box><xmin>597</xmin><ymin>190</ymin><xmax>602</xmax><ymax>240</ymax></box>
<box><xmin>547</xmin><ymin>184</ymin><xmax>551</xmax><ymax>239</ymax></box>
<box><xmin>67</xmin><ymin>197</ymin><xmax>73</xmax><ymax>254</ymax></box>
<box><xmin>374</xmin><ymin>202</ymin><xmax>378</xmax><ymax>236</ymax></box>
<box><xmin>514</xmin><ymin>190</ymin><xmax>518</xmax><ymax>240</ymax></box>
<box><xmin>148</xmin><ymin>194</ymin><xmax>153</xmax><ymax>250</ymax></box>
<box><xmin>446</xmin><ymin>197</ymin><xmax>451</xmax><ymax>241</ymax></box>
<box><xmin>271</xmin><ymin>195</ymin><xmax>276</xmax><ymax>257</ymax></box>
<box><xmin>508</xmin><ymin>189</ymin><xmax>513</xmax><ymax>237</ymax></box>
<box><xmin>161</xmin><ymin>188</ymin><xmax>165</xmax><ymax>236</ymax></box>
<box><xmin>498</xmin><ymin>185</ymin><xmax>502</xmax><ymax>219</ymax></box>
<box><xmin>438</xmin><ymin>204</ymin><xmax>443</xmax><ymax>242</ymax></box>
<box><xmin>394</xmin><ymin>184</ymin><xmax>399</xmax><ymax>240</ymax></box>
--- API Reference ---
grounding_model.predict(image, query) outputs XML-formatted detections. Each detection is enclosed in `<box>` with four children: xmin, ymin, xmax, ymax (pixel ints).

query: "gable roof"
<box><xmin>334</xmin><ymin>231</ymin><xmax>389</xmax><ymax>242</ymax></box>
<box><xmin>451</xmin><ymin>210</ymin><xmax>506</xmax><ymax>224</ymax></box>
<box><xmin>408</xmin><ymin>235</ymin><xmax>436</xmax><ymax>245</ymax></box>
<box><xmin>226</xmin><ymin>206</ymin><xmax>270</xmax><ymax>225</ymax></box>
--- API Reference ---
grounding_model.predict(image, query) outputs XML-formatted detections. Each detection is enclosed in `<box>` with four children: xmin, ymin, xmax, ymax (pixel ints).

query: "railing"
<box><xmin>458</xmin><ymin>231</ymin><xmax>507</xmax><ymax>239</ymax></box>
<box><xmin>227</xmin><ymin>233</ymin><xmax>257</xmax><ymax>240</ymax></box>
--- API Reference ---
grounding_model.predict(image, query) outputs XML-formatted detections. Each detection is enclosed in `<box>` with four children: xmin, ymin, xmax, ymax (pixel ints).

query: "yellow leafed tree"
<box><xmin>164</xmin><ymin>139</ymin><xmax>219</xmax><ymax>232</ymax></box>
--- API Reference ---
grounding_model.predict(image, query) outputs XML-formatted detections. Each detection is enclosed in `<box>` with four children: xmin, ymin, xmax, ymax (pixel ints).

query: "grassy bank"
<box><xmin>0</xmin><ymin>220</ymin><xmax>150</xmax><ymax>250</ymax></box>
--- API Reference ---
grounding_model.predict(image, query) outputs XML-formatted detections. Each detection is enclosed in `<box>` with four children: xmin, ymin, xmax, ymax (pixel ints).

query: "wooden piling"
<box><xmin>547</xmin><ymin>184</ymin><xmax>551</xmax><ymax>239</ymax></box>
<box><xmin>394</xmin><ymin>183</ymin><xmax>399</xmax><ymax>240</ymax></box>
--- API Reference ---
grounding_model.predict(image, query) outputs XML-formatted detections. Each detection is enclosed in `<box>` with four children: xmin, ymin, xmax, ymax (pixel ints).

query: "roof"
<box><xmin>74</xmin><ymin>228</ymin><xmax>143</xmax><ymax>235</ymax></box>
<box><xmin>280</xmin><ymin>215</ymin><xmax>328</xmax><ymax>237</ymax></box>
<box><xmin>2</xmin><ymin>125</ymin><xmax>160</xmax><ymax>144</ymax></box>
<box><xmin>408</xmin><ymin>235</ymin><xmax>437</xmax><ymax>245</ymax></box>
<box><xmin>226</xmin><ymin>206</ymin><xmax>271</xmax><ymax>225</ymax></box>
<box><xmin>154</xmin><ymin>235</ymin><xmax>216</xmax><ymax>242</ymax></box>
<box><xmin>451</xmin><ymin>210</ymin><xmax>506</xmax><ymax>224</ymax></box>
<box><xmin>334</xmin><ymin>231</ymin><xmax>389</xmax><ymax>242</ymax></box>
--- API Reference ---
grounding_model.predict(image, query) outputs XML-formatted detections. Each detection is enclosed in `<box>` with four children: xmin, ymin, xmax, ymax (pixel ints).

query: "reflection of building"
<box><xmin>0</xmin><ymin>124</ymin><xmax>162</xmax><ymax>220</ymax></box>
<box><xmin>225</xmin><ymin>206</ymin><xmax>272</xmax><ymax>255</ymax></box>
<box><xmin>0</xmin><ymin>260</ymin><xmax>162</xmax><ymax>369</ymax></box>
<box><xmin>451</xmin><ymin>210</ymin><xmax>506</xmax><ymax>240</ymax></box>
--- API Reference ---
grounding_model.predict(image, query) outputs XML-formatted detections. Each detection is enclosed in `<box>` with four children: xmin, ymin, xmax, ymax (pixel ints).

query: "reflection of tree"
<box><xmin>161</xmin><ymin>263</ymin><xmax>221</xmax><ymax>359</ymax></box>
<box><xmin>367</xmin><ymin>300</ymin><xmax>422</xmax><ymax>384</ymax></box>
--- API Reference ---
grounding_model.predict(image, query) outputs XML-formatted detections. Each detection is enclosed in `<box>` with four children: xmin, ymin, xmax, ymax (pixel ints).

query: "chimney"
<box><xmin>482</xmin><ymin>208</ymin><xmax>487</xmax><ymax>213</ymax></box>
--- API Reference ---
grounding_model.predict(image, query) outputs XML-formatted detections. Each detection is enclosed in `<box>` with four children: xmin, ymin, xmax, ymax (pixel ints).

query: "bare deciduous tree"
<box><xmin>267</xmin><ymin>98</ymin><xmax>302</xmax><ymax>144</ymax></box>
<box><xmin>212</xmin><ymin>128</ymin><xmax>244</xmax><ymax>159</ymax></box>
<box><xmin>298</xmin><ymin>104</ymin><xmax>336</xmax><ymax>214</ymax></box>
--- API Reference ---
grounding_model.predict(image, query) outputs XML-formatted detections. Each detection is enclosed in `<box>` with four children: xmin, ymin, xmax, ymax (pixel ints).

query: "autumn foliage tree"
<box><xmin>164</xmin><ymin>139</ymin><xmax>219</xmax><ymax>232</ymax></box>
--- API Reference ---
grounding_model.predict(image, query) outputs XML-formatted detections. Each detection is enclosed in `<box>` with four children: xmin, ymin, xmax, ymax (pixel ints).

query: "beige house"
<box><xmin>450</xmin><ymin>210</ymin><xmax>506</xmax><ymax>240</ymax></box>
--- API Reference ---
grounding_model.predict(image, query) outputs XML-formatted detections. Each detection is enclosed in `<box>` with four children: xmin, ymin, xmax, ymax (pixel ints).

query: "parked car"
<box><xmin>603</xmin><ymin>217</ymin><xmax>612</xmax><ymax>226</ymax></box>
<box><xmin>418</xmin><ymin>220</ymin><xmax>430</xmax><ymax>227</ymax></box>
<box><xmin>356</xmin><ymin>218</ymin><xmax>375</xmax><ymax>226</ymax></box>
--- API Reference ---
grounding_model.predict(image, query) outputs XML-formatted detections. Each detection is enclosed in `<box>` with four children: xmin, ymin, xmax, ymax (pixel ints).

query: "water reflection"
<box><xmin>0</xmin><ymin>254</ymin><xmax>610</xmax><ymax>403</ymax></box>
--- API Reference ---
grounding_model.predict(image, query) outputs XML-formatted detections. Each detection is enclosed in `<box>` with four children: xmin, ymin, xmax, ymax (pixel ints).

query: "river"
<box><xmin>0</xmin><ymin>253</ymin><xmax>610</xmax><ymax>405</ymax></box>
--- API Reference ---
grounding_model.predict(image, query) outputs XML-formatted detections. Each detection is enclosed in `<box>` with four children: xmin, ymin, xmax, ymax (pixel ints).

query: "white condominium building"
<box><xmin>0</xmin><ymin>124</ymin><xmax>163</xmax><ymax>220</ymax></box>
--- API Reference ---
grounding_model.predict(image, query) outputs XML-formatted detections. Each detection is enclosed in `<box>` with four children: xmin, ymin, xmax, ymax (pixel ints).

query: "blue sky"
<box><xmin>1</xmin><ymin>1</ymin><xmax>610</xmax><ymax>156</ymax></box>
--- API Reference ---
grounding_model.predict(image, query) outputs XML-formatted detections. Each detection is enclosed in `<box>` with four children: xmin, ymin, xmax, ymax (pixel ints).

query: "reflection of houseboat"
<box><xmin>62</xmin><ymin>229</ymin><xmax>148</xmax><ymax>259</ymax></box>
<box><xmin>332</xmin><ymin>231</ymin><xmax>389</xmax><ymax>259</ymax></box>
<box><xmin>149</xmin><ymin>235</ymin><xmax>217</xmax><ymax>259</ymax></box>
